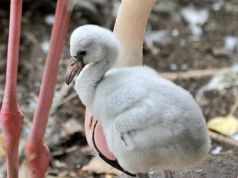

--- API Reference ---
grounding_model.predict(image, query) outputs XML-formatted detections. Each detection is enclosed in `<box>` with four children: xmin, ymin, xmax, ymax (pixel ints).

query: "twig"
<box><xmin>54</xmin><ymin>92</ymin><xmax>78</xmax><ymax>108</ymax></box>
<box><xmin>209</xmin><ymin>131</ymin><xmax>238</xmax><ymax>148</ymax></box>
<box><xmin>68</xmin><ymin>105</ymin><xmax>85</xmax><ymax>115</ymax></box>
<box><xmin>160</xmin><ymin>68</ymin><xmax>225</xmax><ymax>81</ymax></box>
<box><xmin>50</xmin><ymin>83</ymin><xmax>74</xmax><ymax>115</ymax></box>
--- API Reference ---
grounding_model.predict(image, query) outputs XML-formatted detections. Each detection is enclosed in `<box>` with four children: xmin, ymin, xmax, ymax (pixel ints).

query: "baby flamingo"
<box><xmin>66</xmin><ymin>25</ymin><xmax>211</xmax><ymax>177</ymax></box>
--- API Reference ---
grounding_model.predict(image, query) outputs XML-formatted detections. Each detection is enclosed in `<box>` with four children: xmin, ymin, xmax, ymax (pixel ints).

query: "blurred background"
<box><xmin>0</xmin><ymin>0</ymin><xmax>238</xmax><ymax>177</ymax></box>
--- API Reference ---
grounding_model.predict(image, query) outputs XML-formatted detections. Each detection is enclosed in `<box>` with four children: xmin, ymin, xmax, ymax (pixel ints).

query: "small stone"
<box><xmin>211</xmin><ymin>146</ymin><xmax>223</xmax><ymax>155</ymax></box>
<box><xmin>44</xmin><ymin>14</ymin><xmax>55</xmax><ymax>25</ymax></box>
<box><xmin>62</xmin><ymin>119</ymin><xmax>83</xmax><ymax>136</ymax></box>
<box><xmin>41</xmin><ymin>41</ymin><xmax>50</xmax><ymax>53</ymax></box>
<box><xmin>171</xmin><ymin>29</ymin><xmax>179</xmax><ymax>37</ymax></box>
<box><xmin>170</xmin><ymin>63</ymin><xmax>177</xmax><ymax>71</ymax></box>
<box><xmin>224</xmin><ymin>36</ymin><xmax>238</xmax><ymax>52</ymax></box>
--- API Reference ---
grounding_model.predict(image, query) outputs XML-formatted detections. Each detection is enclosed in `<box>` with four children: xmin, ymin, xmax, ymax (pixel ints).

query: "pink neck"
<box><xmin>113</xmin><ymin>0</ymin><xmax>156</xmax><ymax>67</ymax></box>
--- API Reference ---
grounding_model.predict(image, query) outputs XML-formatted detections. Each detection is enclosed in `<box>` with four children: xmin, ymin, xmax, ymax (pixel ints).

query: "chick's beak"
<box><xmin>65</xmin><ymin>57</ymin><xmax>84</xmax><ymax>85</ymax></box>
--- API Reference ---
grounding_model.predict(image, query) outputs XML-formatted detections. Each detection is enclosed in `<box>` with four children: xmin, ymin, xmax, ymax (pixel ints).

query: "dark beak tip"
<box><xmin>65</xmin><ymin>81</ymin><xmax>70</xmax><ymax>85</ymax></box>
<box><xmin>65</xmin><ymin>75</ymin><xmax>73</xmax><ymax>85</ymax></box>
<box><xmin>65</xmin><ymin>57</ymin><xmax>84</xmax><ymax>86</ymax></box>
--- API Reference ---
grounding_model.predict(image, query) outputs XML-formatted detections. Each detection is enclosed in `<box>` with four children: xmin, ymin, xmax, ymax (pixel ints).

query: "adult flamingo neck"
<box><xmin>113</xmin><ymin>0</ymin><xmax>156</xmax><ymax>67</ymax></box>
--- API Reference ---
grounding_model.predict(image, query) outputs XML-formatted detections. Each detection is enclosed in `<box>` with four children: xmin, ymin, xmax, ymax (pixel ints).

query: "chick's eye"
<box><xmin>77</xmin><ymin>50</ymin><xmax>87</xmax><ymax>57</ymax></box>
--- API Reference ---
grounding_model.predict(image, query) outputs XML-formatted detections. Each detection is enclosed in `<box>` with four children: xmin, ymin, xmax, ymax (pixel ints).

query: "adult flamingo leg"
<box><xmin>25</xmin><ymin>1</ymin><xmax>72</xmax><ymax>178</ymax></box>
<box><xmin>0</xmin><ymin>0</ymin><xmax>23</xmax><ymax>178</ymax></box>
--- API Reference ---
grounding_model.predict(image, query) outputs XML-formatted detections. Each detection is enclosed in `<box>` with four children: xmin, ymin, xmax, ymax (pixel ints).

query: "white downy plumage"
<box><xmin>69</xmin><ymin>25</ymin><xmax>210</xmax><ymax>174</ymax></box>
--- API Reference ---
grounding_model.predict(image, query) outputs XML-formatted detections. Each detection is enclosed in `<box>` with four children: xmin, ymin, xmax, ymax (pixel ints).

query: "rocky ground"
<box><xmin>0</xmin><ymin>0</ymin><xmax>238</xmax><ymax>177</ymax></box>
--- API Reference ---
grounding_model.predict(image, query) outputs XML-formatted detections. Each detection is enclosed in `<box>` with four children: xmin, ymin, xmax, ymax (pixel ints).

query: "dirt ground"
<box><xmin>0</xmin><ymin>0</ymin><xmax>238</xmax><ymax>178</ymax></box>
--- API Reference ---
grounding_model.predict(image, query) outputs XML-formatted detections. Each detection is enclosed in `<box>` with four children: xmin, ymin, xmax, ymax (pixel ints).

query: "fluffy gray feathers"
<box><xmin>71</xmin><ymin>25</ymin><xmax>211</xmax><ymax>173</ymax></box>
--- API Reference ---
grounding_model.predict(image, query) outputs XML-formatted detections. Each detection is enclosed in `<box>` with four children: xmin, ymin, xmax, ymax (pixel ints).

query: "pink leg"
<box><xmin>0</xmin><ymin>0</ymin><xmax>23</xmax><ymax>178</ymax></box>
<box><xmin>25</xmin><ymin>1</ymin><xmax>72</xmax><ymax>178</ymax></box>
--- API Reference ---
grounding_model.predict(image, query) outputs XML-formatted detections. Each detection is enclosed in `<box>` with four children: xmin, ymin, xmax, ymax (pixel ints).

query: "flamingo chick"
<box><xmin>66</xmin><ymin>25</ymin><xmax>211</xmax><ymax>176</ymax></box>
